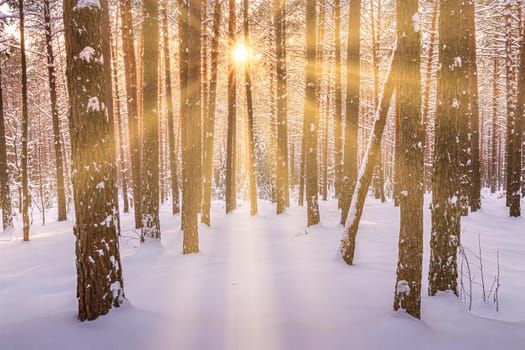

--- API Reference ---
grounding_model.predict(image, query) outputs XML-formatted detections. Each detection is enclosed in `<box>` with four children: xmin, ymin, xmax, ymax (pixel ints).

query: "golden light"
<box><xmin>232</xmin><ymin>43</ymin><xmax>249</xmax><ymax>64</ymax></box>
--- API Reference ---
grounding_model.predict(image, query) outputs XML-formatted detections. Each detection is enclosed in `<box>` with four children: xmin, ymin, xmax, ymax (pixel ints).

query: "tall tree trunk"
<box><xmin>428</xmin><ymin>0</ymin><xmax>465</xmax><ymax>296</ymax></box>
<box><xmin>141</xmin><ymin>0</ymin><xmax>161</xmax><ymax>240</ymax></box>
<box><xmin>464</xmin><ymin>1</ymin><xmax>481</xmax><ymax>212</ymax></box>
<box><xmin>505</xmin><ymin>1</ymin><xmax>517</xmax><ymax>207</ymax></box>
<box><xmin>111</xmin><ymin>10</ymin><xmax>130</xmax><ymax>214</ymax></box>
<box><xmin>182</xmin><ymin>0</ymin><xmax>201</xmax><ymax>253</ymax></box>
<box><xmin>243</xmin><ymin>0</ymin><xmax>258</xmax><ymax>216</ymax></box>
<box><xmin>202</xmin><ymin>0</ymin><xmax>221</xmax><ymax>226</ymax></box>
<box><xmin>162</xmin><ymin>0</ymin><xmax>180</xmax><ymax>215</ymax></box>
<box><xmin>19</xmin><ymin>0</ymin><xmax>30</xmax><ymax>241</ymax></box>
<box><xmin>275</xmin><ymin>0</ymin><xmax>289</xmax><ymax>214</ymax></box>
<box><xmin>304</xmin><ymin>0</ymin><xmax>320</xmax><ymax>226</ymax></box>
<box><xmin>491</xmin><ymin>57</ymin><xmax>499</xmax><ymax>193</ymax></box>
<box><xmin>317</xmin><ymin>0</ymin><xmax>327</xmax><ymax>202</ymax></box>
<box><xmin>0</xmin><ymin>64</ymin><xmax>12</xmax><ymax>230</ymax></box>
<box><xmin>340</xmin><ymin>0</ymin><xmax>361</xmax><ymax>225</ymax></box>
<box><xmin>119</xmin><ymin>0</ymin><xmax>142</xmax><ymax>228</ymax></box>
<box><xmin>341</xmin><ymin>49</ymin><xmax>397</xmax><ymax>265</ymax></box>
<box><xmin>64</xmin><ymin>0</ymin><xmax>124</xmax><ymax>321</ymax></box>
<box><xmin>421</xmin><ymin>0</ymin><xmax>439</xmax><ymax>193</ymax></box>
<box><xmin>333</xmin><ymin>0</ymin><xmax>343</xmax><ymax>199</ymax></box>
<box><xmin>226</xmin><ymin>0</ymin><xmax>237</xmax><ymax>213</ymax></box>
<box><xmin>370</xmin><ymin>0</ymin><xmax>385</xmax><ymax>203</ymax></box>
<box><xmin>43</xmin><ymin>0</ymin><xmax>67</xmax><ymax>222</ymax></box>
<box><xmin>510</xmin><ymin>6</ymin><xmax>524</xmax><ymax>217</ymax></box>
<box><xmin>393</xmin><ymin>0</ymin><xmax>423</xmax><ymax>319</ymax></box>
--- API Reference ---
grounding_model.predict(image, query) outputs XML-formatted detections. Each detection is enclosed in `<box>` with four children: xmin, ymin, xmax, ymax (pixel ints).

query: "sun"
<box><xmin>232</xmin><ymin>43</ymin><xmax>249</xmax><ymax>64</ymax></box>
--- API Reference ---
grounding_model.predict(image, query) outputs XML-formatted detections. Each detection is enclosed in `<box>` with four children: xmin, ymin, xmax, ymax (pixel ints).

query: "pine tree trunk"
<box><xmin>421</xmin><ymin>0</ymin><xmax>439</xmax><ymax>193</ymax></box>
<box><xmin>340</xmin><ymin>0</ymin><xmax>361</xmax><ymax>225</ymax></box>
<box><xmin>19</xmin><ymin>0</ymin><xmax>30</xmax><ymax>241</ymax></box>
<box><xmin>393</xmin><ymin>0</ymin><xmax>424</xmax><ymax>319</ymax></box>
<box><xmin>370</xmin><ymin>0</ymin><xmax>385</xmax><ymax>203</ymax></box>
<box><xmin>275</xmin><ymin>0</ymin><xmax>289</xmax><ymax>214</ymax></box>
<box><xmin>226</xmin><ymin>0</ymin><xmax>237</xmax><ymax>213</ymax></box>
<box><xmin>333</xmin><ymin>0</ymin><xmax>343</xmax><ymax>199</ymax></box>
<box><xmin>0</xmin><ymin>64</ymin><xmax>12</xmax><ymax>230</ymax></box>
<box><xmin>43</xmin><ymin>0</ymin><xmax>67</xmax><ymax>222</ymax></box>
<box><xmin>505</xmin><ymin>1</ymin><xmax>517</xmax><ymax>208</ymax></box>
<box><xmin>464</xmin><ymin>1</ymin><xmax>481</xmax><ymax>212</ymax></box>
<box><xmin>202</xmin><ymin>0</ymin><xmax>221</xmax><ymax>226</ymax></box>
<box><xmin>305</xmin><ymin>0</ymin><xmax>320</xmax><ymax>227</ymax></box>
<box><xmin>64</xmin><ymin>0</ymin><xmax>125</xmax><ymax>321</ymax></box>
<box><xmin>340</xmin><ymin>49</ymin><xmax>397</xmax><ymax>265</ymax></box>
<box><xmin>182</xmin><ymin>0</ymin><xmax>201</xmax><ymax>253</ymax></box>
<box><xmin>141</xmin><ymin>0</ymin><xmax>161</xmax><ymax>240</ymax></box>
<box><xmin>111</xmin><ymin>14</ymin><xmax>130</xmax><ymax>214</ymax></box>
<box><xmin>162</xmin><ymin>0</ymin><xmax>180</xmax><ymax>215</ymax></box>
<box><xmin>510</xmin><ymin>7</ymin><xmax>524</xmax><ymax>217</ymax></box>
<box><xmin>243</xmin><ymin>0</ymin><xmax>258</xmax><ymax>216</ymax></box>
<box><xmin>428</xmin><ymin>0</ymin><xmax>465</xmax><ymax>296</ymax></box>
<box><xmin>491</xmin><ymin>57</ymin><xmax>499</xmax><ymax>194</ymax></box>
<box><xmin>119</xmin><ymin>0</ymin><xmax>142</xmax><ymax>228</ymax></box>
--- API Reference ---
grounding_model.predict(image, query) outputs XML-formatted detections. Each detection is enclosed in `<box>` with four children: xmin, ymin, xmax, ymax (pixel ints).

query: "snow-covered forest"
<box><xmin>0</xmin><ymin>0</ymin><xmax>524</xmax><ymax>349</ymax></box>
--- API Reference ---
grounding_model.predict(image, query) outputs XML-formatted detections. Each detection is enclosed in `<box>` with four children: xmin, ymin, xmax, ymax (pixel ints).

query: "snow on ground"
<box><xmin>0</xmin><ymin>191</ymin><xmax>524</xmax><ymax>350</ymax></box>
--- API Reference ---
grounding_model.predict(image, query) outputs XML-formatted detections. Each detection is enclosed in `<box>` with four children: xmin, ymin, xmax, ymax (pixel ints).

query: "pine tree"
<box><xmin>304</xmin><ymin>0</ymin><xmax>319</xmax><ymax>227</ymax></box>
<box><xmin>275</xmin><ymin>0</ymin><xmax>289</xmax><ymax>214</ymax></box>
<box><xmin>64</xmin><ymin>0</ymin><xmax>124</xmax><ymax>321</ymax></box>
<box><xmin>0</xmin><ymin>61</ymin><xmax>12</xmax><ymax>231</ymax></box>
<box><xmin>181</xmin><ymin>0</ymin><xmax>201</xmax><ymax>253</ymax></box>
<box><xmin>340</xmin><ymin>0</ymin><xmax>361</xmax><ymax>225</ymax></box>
<box><xmin>43</xmin><ymin>0</ymin><xmax>67</xmax><ymax>222</ymax></box>
<box><xmin>243</xmin><ymin>0</ymin><xmax>257</xmax><ymax>216</ymax></box>
<box><xmin>341</xmin><ymin>49</ymin><xmax>397</xmax><ymax>265</ymax></box>
<box><xmin>333</xmin><ymin>0</ymin><xmax>343</xmax><ymax>199</ymax></box>
<box><xmin>141</xmin><ymin>0</ymin><xmax>161</xmax><ymax>240</ymax></box>
<box><xmin>393</xmin><ymin>0</ymin><xmax>424</xmax><ymax>319</ymax></box>
<box><xmin>111</xmin><ymin>8</ymin><xmax>130</xmax><ymax>214</ymax></box>
<box><xmin>202</xmin><ymin>0</ymin><xmax>221</xmax><ymax>226</ymax></box>
<box><xmin>226</xmin><ymin>0</ymin><xmax>237</xmax><ymax>213</ymax></box>
<box><xmin>162</xmin><ymin>0</ymin><xmax>180</xmax><ymax>215</ymax></box>
<box><xmin>18</xmin><ymin>0</ymin><xmax>30</xmax><ymax>241</ymax></box>
<box><xmin>510</xmin><ymin>4</ymin><xmax>524</xmax><ymax>217</ymax></box>
<box><xmin>464</xmin><ymin>0</ymin><xmax>481</xmax><ymax>212</ymax></box>
<box><xmin>119</xmin><ymin>0</ymin><xmax>143</xmax><ymax>229</ymax></box>
<box><xmin>429</xmin><ymin>0</ymin><xmax>465</xmax><ymax>296</ymax></box>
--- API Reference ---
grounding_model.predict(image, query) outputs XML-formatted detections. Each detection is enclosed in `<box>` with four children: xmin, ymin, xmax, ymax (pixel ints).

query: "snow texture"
<box><xmin>0</xmin><ymin>192</ymin><xmax>524</xmax><ymax>350</ymax></box>
<box><xmin>74</xmin><ymin>0</ymin><xmax>101</xmax><ymax>11</ymax></box>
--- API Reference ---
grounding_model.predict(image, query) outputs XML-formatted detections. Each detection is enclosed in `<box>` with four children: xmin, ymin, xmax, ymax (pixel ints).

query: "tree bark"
<box><xmin>43</xmin><ymin>0</ymin><xmax>67</xmax><ymax>222</ymax></box>
<box><xmin>202</xmin><ymin>0</ymin><xmax>221</xmax><ymax>226</ymax></box>
<box><xmin>141</xmin><ymin>0</ymin><xmax>161</xmax><ymax>240</ymax></box>
<box><xmin>0</xmin><ymin>63</ymin><xmax>12</xmax><ymax>230</ymax></box>
<box><xmin>119</xmin><ymin>0</ymin><xmax>142</xmax><ymax>228</ymax></box>
<box><xmin>111</xmin><ymin>9</ymin><xmax>129</xmax><ymax>214</ymax></box>
<box><xmin>464</xmin><ymin>0</ymin><xmax>481</xmax><ymax>212</ymax></box>
<box><xmin>243</xmin><ymin>0</ymin><xmax>258</xmax><ymax>216</ymax></box>
<box><xmin>393</xmin><ymin>0</ymin><xmax>424</xmax><ymax>319</ymax></box>
<box><xmin>340</xmin><ymin>0</ymin><xmax>361</xmax><ymax>225</ymax></box>
<box><xmin>19</xmin><ymin>0</ymin><xmax>30</xmax><ymax>241</ymax></box>
<box><xmin>64</xmin><ymin>0</ymin><xmax>125</xmax><ymax>321</ymax></box>
<box><xmin>181</xmin><ymin>0</ymin><xmax>202</xmax><ymax>253</ymax></box>
<box><xmin>428</xmin><ymin>0</ymin><xmax>465</xmax><ymax>296</ymax></box>
<box><xmin>333</xmin><ymin>0</ymin><xmax>343</xmax><ymax>199</ymax></box>
<box><xmin>226</xmin><ymin>0</ymin><xmax>237</xmax><ymax>213</ymax></box>
<box><xmin>162</xmin><ymin>0</ymin><xmax>180</xmax><ymax>215</ymax></box>
<box><xmin>304</xmin><ymin>0</ymin><xmax>320</xmax><ymax>227</ymax></box>
<box><xmin>275</xmin><ymin>0</ymin><xmax>289</xmax><ymax>214</ymax></box>
<box><xmin>490</xmin><ymin>57</ymin><xmax>499</xmax><ymax>193</ymax></box>
<box><xmin>341</xmin><ymin>49</ymin><xmax>397</xmax><ymax>265</ymax></box>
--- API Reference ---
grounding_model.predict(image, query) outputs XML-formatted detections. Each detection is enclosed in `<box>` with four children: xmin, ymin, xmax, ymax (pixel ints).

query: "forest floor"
<box><xmin>0</xmin><ymin>190</ymin><xmax>524</xmax><ymax>350</ymax></box>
